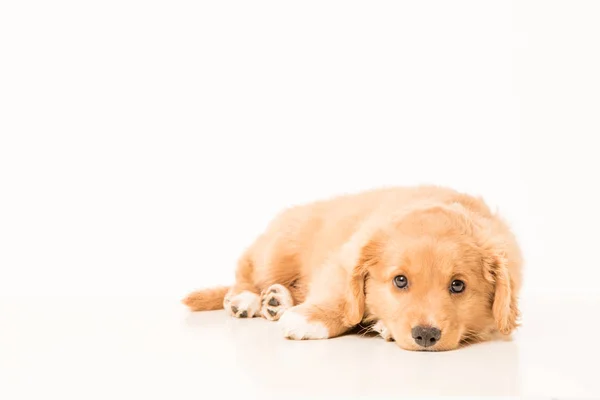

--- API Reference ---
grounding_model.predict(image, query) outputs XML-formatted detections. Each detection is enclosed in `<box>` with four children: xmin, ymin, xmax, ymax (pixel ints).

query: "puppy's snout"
<box><xmin>411</xmin><ymin>326</ymin><xmax>441</xmax><ymax>348</ymax></box>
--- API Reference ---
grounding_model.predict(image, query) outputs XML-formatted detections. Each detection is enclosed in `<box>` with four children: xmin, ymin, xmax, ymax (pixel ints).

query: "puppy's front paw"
<box><xmin>372</xmin><ymin>320</ymin><xmax>394</xmax><ymax>341</ymax></box>
<box><xmin>224</xmin><ymin>291</ymin><xmax>260</xmax><ymax>318</ymax></box>
<box><xmin>278</xmin><ymin>307</ymin><xmax>330</xmax><ymax>340</ymax></box>
<box><xmin>260</xmin><ymin>284</ymin><xmax>293</xmax><ymax>321</ymax></box>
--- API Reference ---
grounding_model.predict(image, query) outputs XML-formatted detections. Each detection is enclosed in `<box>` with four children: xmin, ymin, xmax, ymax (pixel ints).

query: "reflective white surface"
<box><xmin>1</xmin><ymin>295</ymin><xmax>598</xmax><ymax>399</ymax></box>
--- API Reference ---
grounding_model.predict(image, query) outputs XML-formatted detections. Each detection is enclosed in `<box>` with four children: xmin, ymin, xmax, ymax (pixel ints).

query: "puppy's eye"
<box><xmin>450</xmin><ymin>280</ymin><xmax>465</xmax><ymax>293</ymax></box>
<box><xmin>393</xmin><ymin>275</ymin><xmax>409</xmax><ymax>289</ymax></box>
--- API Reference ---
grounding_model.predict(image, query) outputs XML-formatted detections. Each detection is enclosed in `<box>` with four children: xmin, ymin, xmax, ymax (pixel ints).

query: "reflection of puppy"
<box><xmin>183</xmin><ymin>186</ymin><xmax>522</xmax><ymax>351</ymax></box>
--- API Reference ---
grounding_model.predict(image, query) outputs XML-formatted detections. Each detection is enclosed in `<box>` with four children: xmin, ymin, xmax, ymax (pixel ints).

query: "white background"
<box><xmin>1</xmin><ymin>0</ymin><xmax>599</xmax><ymax>299</ymax></box>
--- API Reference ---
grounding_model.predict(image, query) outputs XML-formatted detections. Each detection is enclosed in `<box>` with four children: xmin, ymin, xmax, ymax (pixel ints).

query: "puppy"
<box><xmin>183</xmin><ymin>186</ymin><xmax>522</xmax><ymax>351</ymax></box>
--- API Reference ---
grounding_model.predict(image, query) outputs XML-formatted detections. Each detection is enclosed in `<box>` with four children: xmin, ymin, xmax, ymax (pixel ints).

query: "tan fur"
<box><xmin>182</xmin><ymin>286</ymin><xmax>230</xmax><ymax>311</ymax></box>
<box><xmin>183</xmin><ymin>186</ymin><xmax>522</xmax><ymax>351</ymax></box>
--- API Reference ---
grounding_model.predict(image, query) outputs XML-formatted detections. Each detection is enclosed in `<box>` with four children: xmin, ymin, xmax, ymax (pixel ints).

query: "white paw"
<box><xmin>278</xmin><ymin>309</ymin><xmax>329</xmax><ymax>340</ymax></box>
<box><xmin>260</xmin><ymin>284</ymin><xmax>294</xmax><ymax>321</ymax></box>
<box><xmin>223</xmin><ymin>291</ymin><xmax>260</xmax><ymax>318</ymax></box>
<box><xmin>372</xmin><ymin>320</ymin><xmax>394</xmax><ymax>341</ymax></box>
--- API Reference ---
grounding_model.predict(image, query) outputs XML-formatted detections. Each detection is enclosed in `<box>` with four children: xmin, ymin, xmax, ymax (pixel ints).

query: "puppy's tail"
<box><xmin>181</xmin><ymin>286</ymin><xmax>230</xmax><ymax>311</ymax></box>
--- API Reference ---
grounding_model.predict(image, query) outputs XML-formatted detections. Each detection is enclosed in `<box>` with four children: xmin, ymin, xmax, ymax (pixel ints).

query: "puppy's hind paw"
<box><xmin>260</xmin><ymin>284</ymin><xmax>293</xmax><ymax>321</ymax></box>
<box><xmin>224</xmin><ymin>291</ymin><xmax>261</xmax><ymax>318</ymax></box>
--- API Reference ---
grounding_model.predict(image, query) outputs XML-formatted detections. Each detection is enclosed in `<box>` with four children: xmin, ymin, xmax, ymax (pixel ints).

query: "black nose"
<box><xmin>411</xmin><ymin>326</ymin><xmax>441</xmax><ymax>348</ymax></box>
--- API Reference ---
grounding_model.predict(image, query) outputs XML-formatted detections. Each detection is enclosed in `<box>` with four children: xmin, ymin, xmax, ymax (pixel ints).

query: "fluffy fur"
<box><xmin>183</xmin><ymin>186</ymin><xmax>522</xmax><ymax>351</ymax></box>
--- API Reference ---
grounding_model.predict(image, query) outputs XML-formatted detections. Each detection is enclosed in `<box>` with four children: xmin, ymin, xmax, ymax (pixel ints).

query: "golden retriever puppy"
<box><xmin>183</xmin><ymin>186</ymin><xmax>522</xmax><ymax>351</ymax></box>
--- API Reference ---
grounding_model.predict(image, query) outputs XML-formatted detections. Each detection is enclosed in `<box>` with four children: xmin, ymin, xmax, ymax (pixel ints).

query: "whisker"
<box><xmin>356</xmin><ymin>323</ymin><xmax>375</xmax><ymax>337</ymax></box>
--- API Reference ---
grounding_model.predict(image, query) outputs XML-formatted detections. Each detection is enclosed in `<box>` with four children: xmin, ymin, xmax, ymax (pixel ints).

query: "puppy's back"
<box><xmin>250</xmin><ymin>186</ymin><xmax>488</xmax><ymax>282</ymax></box>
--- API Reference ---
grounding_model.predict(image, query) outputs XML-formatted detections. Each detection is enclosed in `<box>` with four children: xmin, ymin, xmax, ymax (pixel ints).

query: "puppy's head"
<box><xmin>355</xmin><ymin>204</ymin><xmax>520</xmax><ymax>351</ymax></box>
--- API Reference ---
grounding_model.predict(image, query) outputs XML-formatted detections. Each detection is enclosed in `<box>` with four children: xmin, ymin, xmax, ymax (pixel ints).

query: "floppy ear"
<box><xmin>339</xmin><ymin>228</ymin><xmax>384</xmax><ymax>326</ymax></box>
<box><xmin>483</xmin><ymin>248</ymin><xmax>520</xmax><ymax>334</ymax></box>
<box><xmin>343</xmin><ymin>261</ymin><xmax>367</xmax><ymax>326</ymax></box>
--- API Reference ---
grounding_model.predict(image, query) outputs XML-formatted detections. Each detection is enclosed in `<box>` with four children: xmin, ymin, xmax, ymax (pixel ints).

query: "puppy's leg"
<box><xmin>278</xmin><ymin>263</ymin><xmax>360</xmax><ymax>339</ymax></box>
<box><xmin>259</xmin><ymin>284</ymin><xmax>294</xmax><ymax>321</ymax></box>
<box><xmin>278</xmin><ymin>238</ymin><xmax>369</xmax><ymax>340</ymax></box>
<box><xmin>224</xmin><ymin>252</ymin><xmax>261</xmax><ymax>318</ymax></box>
